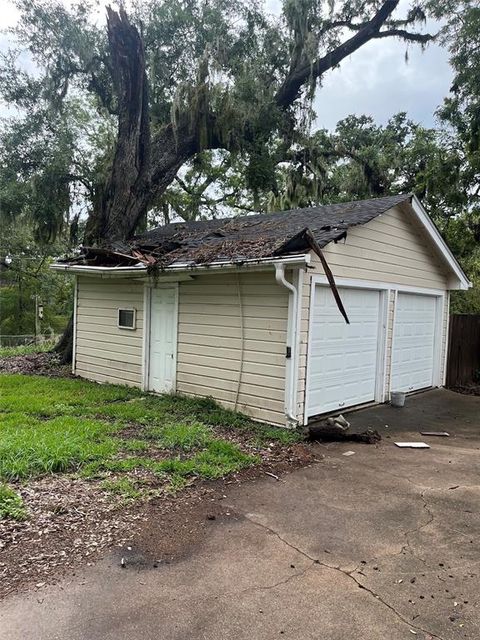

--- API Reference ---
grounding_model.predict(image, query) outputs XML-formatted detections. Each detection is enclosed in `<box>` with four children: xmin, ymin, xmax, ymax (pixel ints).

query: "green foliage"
<box><xmin>0</xmin><ymin>412</ymin><xmax>120</xmax><ymax>480</ymax></box>
<box><xmin>0</xmin><ymin>483</ymin><xmax>27</xmax><ymax>520</ymax></box>
<box><xmin>0</xmin><ymin>374</ymin><xmax>140</xmax><ymax>415</ymax></box>
<box><xmin>88</xmin><ymin>440</ymin><xmax>256</xmax><ymax>480</ymax></box>
<box><xmin>186</xmin><ymin>440</ymin><xmax>257</xmax><ymax>478</ymax></box>
<box><xmin>2</xmin><ymin>0</ymin><xmax>478</xmax><ymax>315</ymax></box>
<box><xmin>151</xmin><ymin>422</ymin><xmax>213</xmax><ymax>451</ymax></box>
<box><xmin>0</xmin><ymin>0</ymin><xmax>444</xmax><ymax>240</ymax></box>
<box><xmin>0</xmin><ymin>374</ymin><xmax>281</xmax><ymax>490</ymax></box>
<box><xmin>0</xmin><ymin>221</ymin><xmax>72</xmax><ymax>338</ymax></box>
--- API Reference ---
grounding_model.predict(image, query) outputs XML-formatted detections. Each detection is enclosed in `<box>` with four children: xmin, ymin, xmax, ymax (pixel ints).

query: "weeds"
<box><xmin>0</xmin><ymin>414</ymin><xmax>120</xmax><ymax>480</ymax></box>
<box><xmin>0</xmin><ymin>483</ymin><xmax>27</xmax><ymax>520</ymax></box>
<box><xmin>101</xmin><ymin>477</ymin><xmax>142</xmax><ymax>500</ymax></box>
<box><xmin>150</xmin><ymin>421</ymin><xmax>213</xmax><ymax>451</ymax></box>
<box><xmin>0</xmin><ymin>341</ymin><xmax>57</xmax><ymax>359</ymax></box>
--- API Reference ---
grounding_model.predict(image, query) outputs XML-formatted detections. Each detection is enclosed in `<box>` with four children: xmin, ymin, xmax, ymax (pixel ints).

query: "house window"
<box><xmin>118</xmin><ymin>308</ymin><xmax>136</xmax><ymax>330</ymax></box>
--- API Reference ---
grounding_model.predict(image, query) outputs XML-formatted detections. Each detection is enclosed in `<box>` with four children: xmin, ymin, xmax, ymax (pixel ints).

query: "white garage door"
<box><xmin>391</xmin><ymin>293</ymin><xmax>437</xmax><ymax>393</ymax></box>
<box><xmin>307</xmin><ymin>286</ymin><xmax>381</xmax><ymax>416</ymax></box>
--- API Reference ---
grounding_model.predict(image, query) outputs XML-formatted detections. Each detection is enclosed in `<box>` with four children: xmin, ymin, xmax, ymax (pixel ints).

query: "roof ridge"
<box><xmin>139</xmin><ymin>193</ymin><xmax>411</xmax><ymax>240</ymax></box>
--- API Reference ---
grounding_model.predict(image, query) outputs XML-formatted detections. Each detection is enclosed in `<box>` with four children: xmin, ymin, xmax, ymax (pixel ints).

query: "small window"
<box><xmin>118</xmin><ymin>308</ymin><xmax>136</xmax><ymax>330</ymax></box>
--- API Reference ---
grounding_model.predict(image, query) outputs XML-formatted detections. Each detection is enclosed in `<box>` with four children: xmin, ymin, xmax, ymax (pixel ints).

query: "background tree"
<box><xmin>0</xmin><ymin>219</ymin><xmax>72</xmax><ymax>342</ymax></box>
<box><xmin>1</xmin><ymin>0</ymin><xmax>478</xmax><ymax>357</ymax></box>
<box><xmin>0</xmin><ymin>0</ymin><xmax>440</xmax><ymax>248</ymax></box>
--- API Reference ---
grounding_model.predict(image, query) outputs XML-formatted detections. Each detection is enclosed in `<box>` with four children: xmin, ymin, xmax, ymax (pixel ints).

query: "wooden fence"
<box><xmin>446</xmin><ymin>314</ymin><xmax>480</xmax><ymax>387</ymax></box>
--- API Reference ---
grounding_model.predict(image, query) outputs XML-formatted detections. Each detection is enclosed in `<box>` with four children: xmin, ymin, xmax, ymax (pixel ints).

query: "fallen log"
<box><xmin>307</xmin><ymin>418</ymin><xmax>382</xmax><ymax>444</ymax></box>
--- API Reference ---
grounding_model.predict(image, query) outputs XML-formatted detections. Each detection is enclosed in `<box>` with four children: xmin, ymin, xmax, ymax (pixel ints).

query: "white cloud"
<box><xmin>312</xmin><ymin>14</ymin><xmax>451</xmax><ymax>130</ymax></box>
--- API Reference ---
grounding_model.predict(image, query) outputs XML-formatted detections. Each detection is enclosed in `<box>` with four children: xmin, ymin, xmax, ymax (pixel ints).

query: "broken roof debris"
<box><xmin>62</xmin><ymin>194</ymin><xmax>411</xmax><ymax>269</ymax></box>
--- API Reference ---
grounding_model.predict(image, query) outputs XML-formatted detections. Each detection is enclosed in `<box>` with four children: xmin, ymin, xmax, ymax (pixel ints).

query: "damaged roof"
<box><xmin>66</xmin><ymin>194</ymin><xmax>412</xmax><ymax>268</ymax></box>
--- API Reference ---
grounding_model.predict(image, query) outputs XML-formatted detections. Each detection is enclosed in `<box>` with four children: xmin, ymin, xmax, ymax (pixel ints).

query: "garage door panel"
<box><xmin>307</xmin><ymin>286</ymin><xmax>381</xmax><ymax>416</ymax></box>
<box><xmin>391</xmin><ymin>293</ymin><xmax>437</xmax><ymax>393</ymax></box>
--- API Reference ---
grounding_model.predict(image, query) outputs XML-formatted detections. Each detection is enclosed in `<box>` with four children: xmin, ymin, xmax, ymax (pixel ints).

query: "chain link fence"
<box><xmin>0</xmin><ymin>334</ymin><xmax>61</xmax><ymax>347</ymax></box>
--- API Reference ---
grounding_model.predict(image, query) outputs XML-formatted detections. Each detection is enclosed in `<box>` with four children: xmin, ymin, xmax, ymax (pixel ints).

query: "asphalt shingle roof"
<box><xmin>67</xmin><ymin>194</ymin><xmax>412</xmax><ymax>267</ymax></box>
<box><xmin>131</xmin><ymin>194</ymin><xmax>412</xmax><ymax>265</ymax></box>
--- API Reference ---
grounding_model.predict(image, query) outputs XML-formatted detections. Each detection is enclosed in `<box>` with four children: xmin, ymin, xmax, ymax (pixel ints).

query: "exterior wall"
<box><xmin>299</xmin><ymin>205</ymin><xmax>450</xmax><ymax>424</ymax></box>
<box><xmin>73</xmin><ymin>271</ymin><xmax>290</xmax><ymax>425</ymax></box>
<box><xmin>74</xmin><ymin>277</ymin><xmax>144</xmax><ymax>386</ymax></box>
<box><xmin>318</xmin><ymin>204</ymin><xmax>448</xmax><ymax>289</ymax></box>
<box><xmin>176</xmin><ymin>270</ymin><xmax>288</xmax><ymax>426</ymax></box>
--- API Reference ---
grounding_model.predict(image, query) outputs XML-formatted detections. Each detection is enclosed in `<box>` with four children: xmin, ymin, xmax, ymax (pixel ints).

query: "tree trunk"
<box><xmin>53</xmin><ymin>314</ymin><xmax>73</xmax><ymax>365</ymax></box>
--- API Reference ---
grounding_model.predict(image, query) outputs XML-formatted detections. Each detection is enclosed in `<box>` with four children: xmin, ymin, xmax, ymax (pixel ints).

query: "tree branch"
<box><xmin>373</xmin><ymin>29</ymin><xmax>433</xmax><ymax>43</ymax></box>
<box><xmin>276</xmin><ymin>0</ymin><xmax>402</xmax><ymax>108</ymax></box>
<box><xmin>64</xmin><ymin>173</ymin><xmax>94</xmax><ymax>196</ymax></box>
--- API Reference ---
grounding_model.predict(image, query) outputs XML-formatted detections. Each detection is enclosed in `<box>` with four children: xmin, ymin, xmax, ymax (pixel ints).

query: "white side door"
<box><xmin>307</xmin><ymin>286</ymin><xmax>381</xmax><ymax>416</ymax></box>
<box><xmin>148</xmin><ymin>287</ymin><xmax>177</xmax><ymax>393</ymax></box>
<box><xmin>391</xmin><ymin>293</ymin><xmax>437</xmax><ymax>393</ymax></box>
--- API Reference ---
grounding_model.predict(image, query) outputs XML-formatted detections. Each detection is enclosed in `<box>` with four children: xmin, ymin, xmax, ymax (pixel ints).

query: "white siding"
<box><xmin>318</xmin><ymin>205</ymin><xmax>448</xmax><ymax>289</ymax></box>
<box><xmin>299</xmin><ymin>205</ymin><xmax>450</xmax><ymax>424</ymax></box>
<box><xmin>176</xmin><ymin>271</ymin><xmax>288</xmax><ymax>426</ymax></box>
<box><xmin>75</xmin><ymin>277</ymin><xmax>144</xmax><ymax>386</ymax></box>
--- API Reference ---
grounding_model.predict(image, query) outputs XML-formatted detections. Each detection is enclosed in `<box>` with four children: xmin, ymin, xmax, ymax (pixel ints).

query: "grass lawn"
<box><xmin>0</xmin><ymin>374</ymin><xmax>300</xmax><ymax>520</ymax></box>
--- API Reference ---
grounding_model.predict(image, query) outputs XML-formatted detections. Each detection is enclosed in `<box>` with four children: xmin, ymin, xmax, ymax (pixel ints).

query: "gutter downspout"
<box><xmin>275</xmin><ymin>263</ymin><xmax>299</xmax><ymax>428</ymax></box>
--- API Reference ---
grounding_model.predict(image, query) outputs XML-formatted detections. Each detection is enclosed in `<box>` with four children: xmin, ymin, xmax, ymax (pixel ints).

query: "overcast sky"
<box><xmin>1</xmin><ymin>0</ymin><xmax>452</xmax><ymax>130</ymax></box>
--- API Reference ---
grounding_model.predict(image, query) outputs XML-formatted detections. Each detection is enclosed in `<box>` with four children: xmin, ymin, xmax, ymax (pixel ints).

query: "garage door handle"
<box><xmin>339</xmin><ymin>402</ymin><xmax>345</xmax><ymax>407</ymax></box>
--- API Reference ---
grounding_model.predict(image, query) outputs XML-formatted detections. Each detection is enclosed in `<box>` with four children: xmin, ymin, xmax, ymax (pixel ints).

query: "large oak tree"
<box><xmin>1</xmin><ymin>0</ymin><xmax>475</xmax><ymax>357</ymax></box>
<box><xmin>1</xmin><ymin>0</ymin><xmax>443</xmax><ymax>246</ymax></box>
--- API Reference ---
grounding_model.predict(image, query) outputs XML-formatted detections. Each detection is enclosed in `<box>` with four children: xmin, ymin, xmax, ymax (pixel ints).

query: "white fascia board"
<box><xmin>50</xmin><ymin>253</ymin><xmax>311</xmax><ymax>277</ymax></box>
<box><xmin>50</xmin><ymin>263</ymin><xmax>147</xmax><ymax>277</ymax></box>
<box><xmin>410</xmin><ymin>195</ymin><xmax>471</xmax><ymax>290</ymax></box>
<box><xmin>165</xmin><ymin>253</ymin><xmax>311</xmax><ymax>271</ymax></box>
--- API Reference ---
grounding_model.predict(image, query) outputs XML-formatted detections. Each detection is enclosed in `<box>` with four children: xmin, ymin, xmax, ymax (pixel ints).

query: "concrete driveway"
<box><xmin>1</xmin><ymin>389</ymin><xmax>479</xmax><ymax>640</ymax></box>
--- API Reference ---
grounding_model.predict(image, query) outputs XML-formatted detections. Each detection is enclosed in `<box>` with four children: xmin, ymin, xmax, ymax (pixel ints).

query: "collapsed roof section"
<box><xmin>61</xmin><ymin>194</ymin><xmax>412</xmax><ymax>269</ymax></box>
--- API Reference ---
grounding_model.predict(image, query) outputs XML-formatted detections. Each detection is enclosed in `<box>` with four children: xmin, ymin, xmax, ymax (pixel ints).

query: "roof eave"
<box><xmin>50</xmin><ymin>253</ymin><xmax>311</xmax><ymax>276</ymax></box>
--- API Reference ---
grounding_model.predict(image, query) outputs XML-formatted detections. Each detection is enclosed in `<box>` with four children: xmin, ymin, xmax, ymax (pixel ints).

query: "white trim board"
<box><xmin>310</xmin><ymin>275</ymin><xmax>446</xmax><ymax>296</ymax></box>
<box><xmin>432</xmin><ymin>294</ymin><xmax>446</xmax><ymax>388</ymax></box>
<box><xmin>141</xmin><ymin>284</ymin><xmax>151</xmax><ymax>392</ymax></box>
<box><xmin>293</xmin><ymin>268</ymin><xmax>304</xmax><ymax>423</ymax></box>
<box><xmin>442</xmin><ymin>292</ymin><xmax>451</xmax><ymax>386</ymax></box>
<box><xmin>375</xmin><ymin>289</ymin><xmax>389</xmax><ymax>403</ymax></box>
<box><xmin>51</xmin><ymin>253</ymin><xmax>311</xmax><ymax>277</ymax></box>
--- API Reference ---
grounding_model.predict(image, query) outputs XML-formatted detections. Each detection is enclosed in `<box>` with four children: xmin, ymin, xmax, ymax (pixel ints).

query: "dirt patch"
<box><xmin>113</xmin><ymin>442</ymin><xmax>317</xmax><ymax>568</ymax></box>
<box><xmin>0</xmin><ymin>443</ymin><xmax>316</xmax><ymax>599</ymax></box>
<box><xmin>0</xmin><ymin>476</ymin><xmax>147</xmax><ymax>600</ymax></box>
<box><xmin>0</xmin><ymin>352</ymin><xmax>72</xmax><ymax>378</ymax></box>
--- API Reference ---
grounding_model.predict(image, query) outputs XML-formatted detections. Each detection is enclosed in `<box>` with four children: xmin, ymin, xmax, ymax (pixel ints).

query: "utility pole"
<box><xmin>34</xmin><ymin>295</ymin><xmax>41</xmax><ymax>344</ymax></box>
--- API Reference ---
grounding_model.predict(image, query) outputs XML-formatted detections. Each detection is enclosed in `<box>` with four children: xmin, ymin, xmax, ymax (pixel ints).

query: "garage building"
<box><xmin>53</xmin><ymin>194</ymin><xmax>470</xmax><ymax>428</ymax></box>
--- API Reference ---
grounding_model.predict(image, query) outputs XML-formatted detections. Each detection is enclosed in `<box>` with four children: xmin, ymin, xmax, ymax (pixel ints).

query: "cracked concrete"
<box><xmin>1</xmin><ymin>388</ymin><xmax>479</xmax><ymax>640</ymax></box>
<box><xmin>244</xmin><ymin>514</ymin><xmax>447</xmax><ymax>640</ymax></box>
